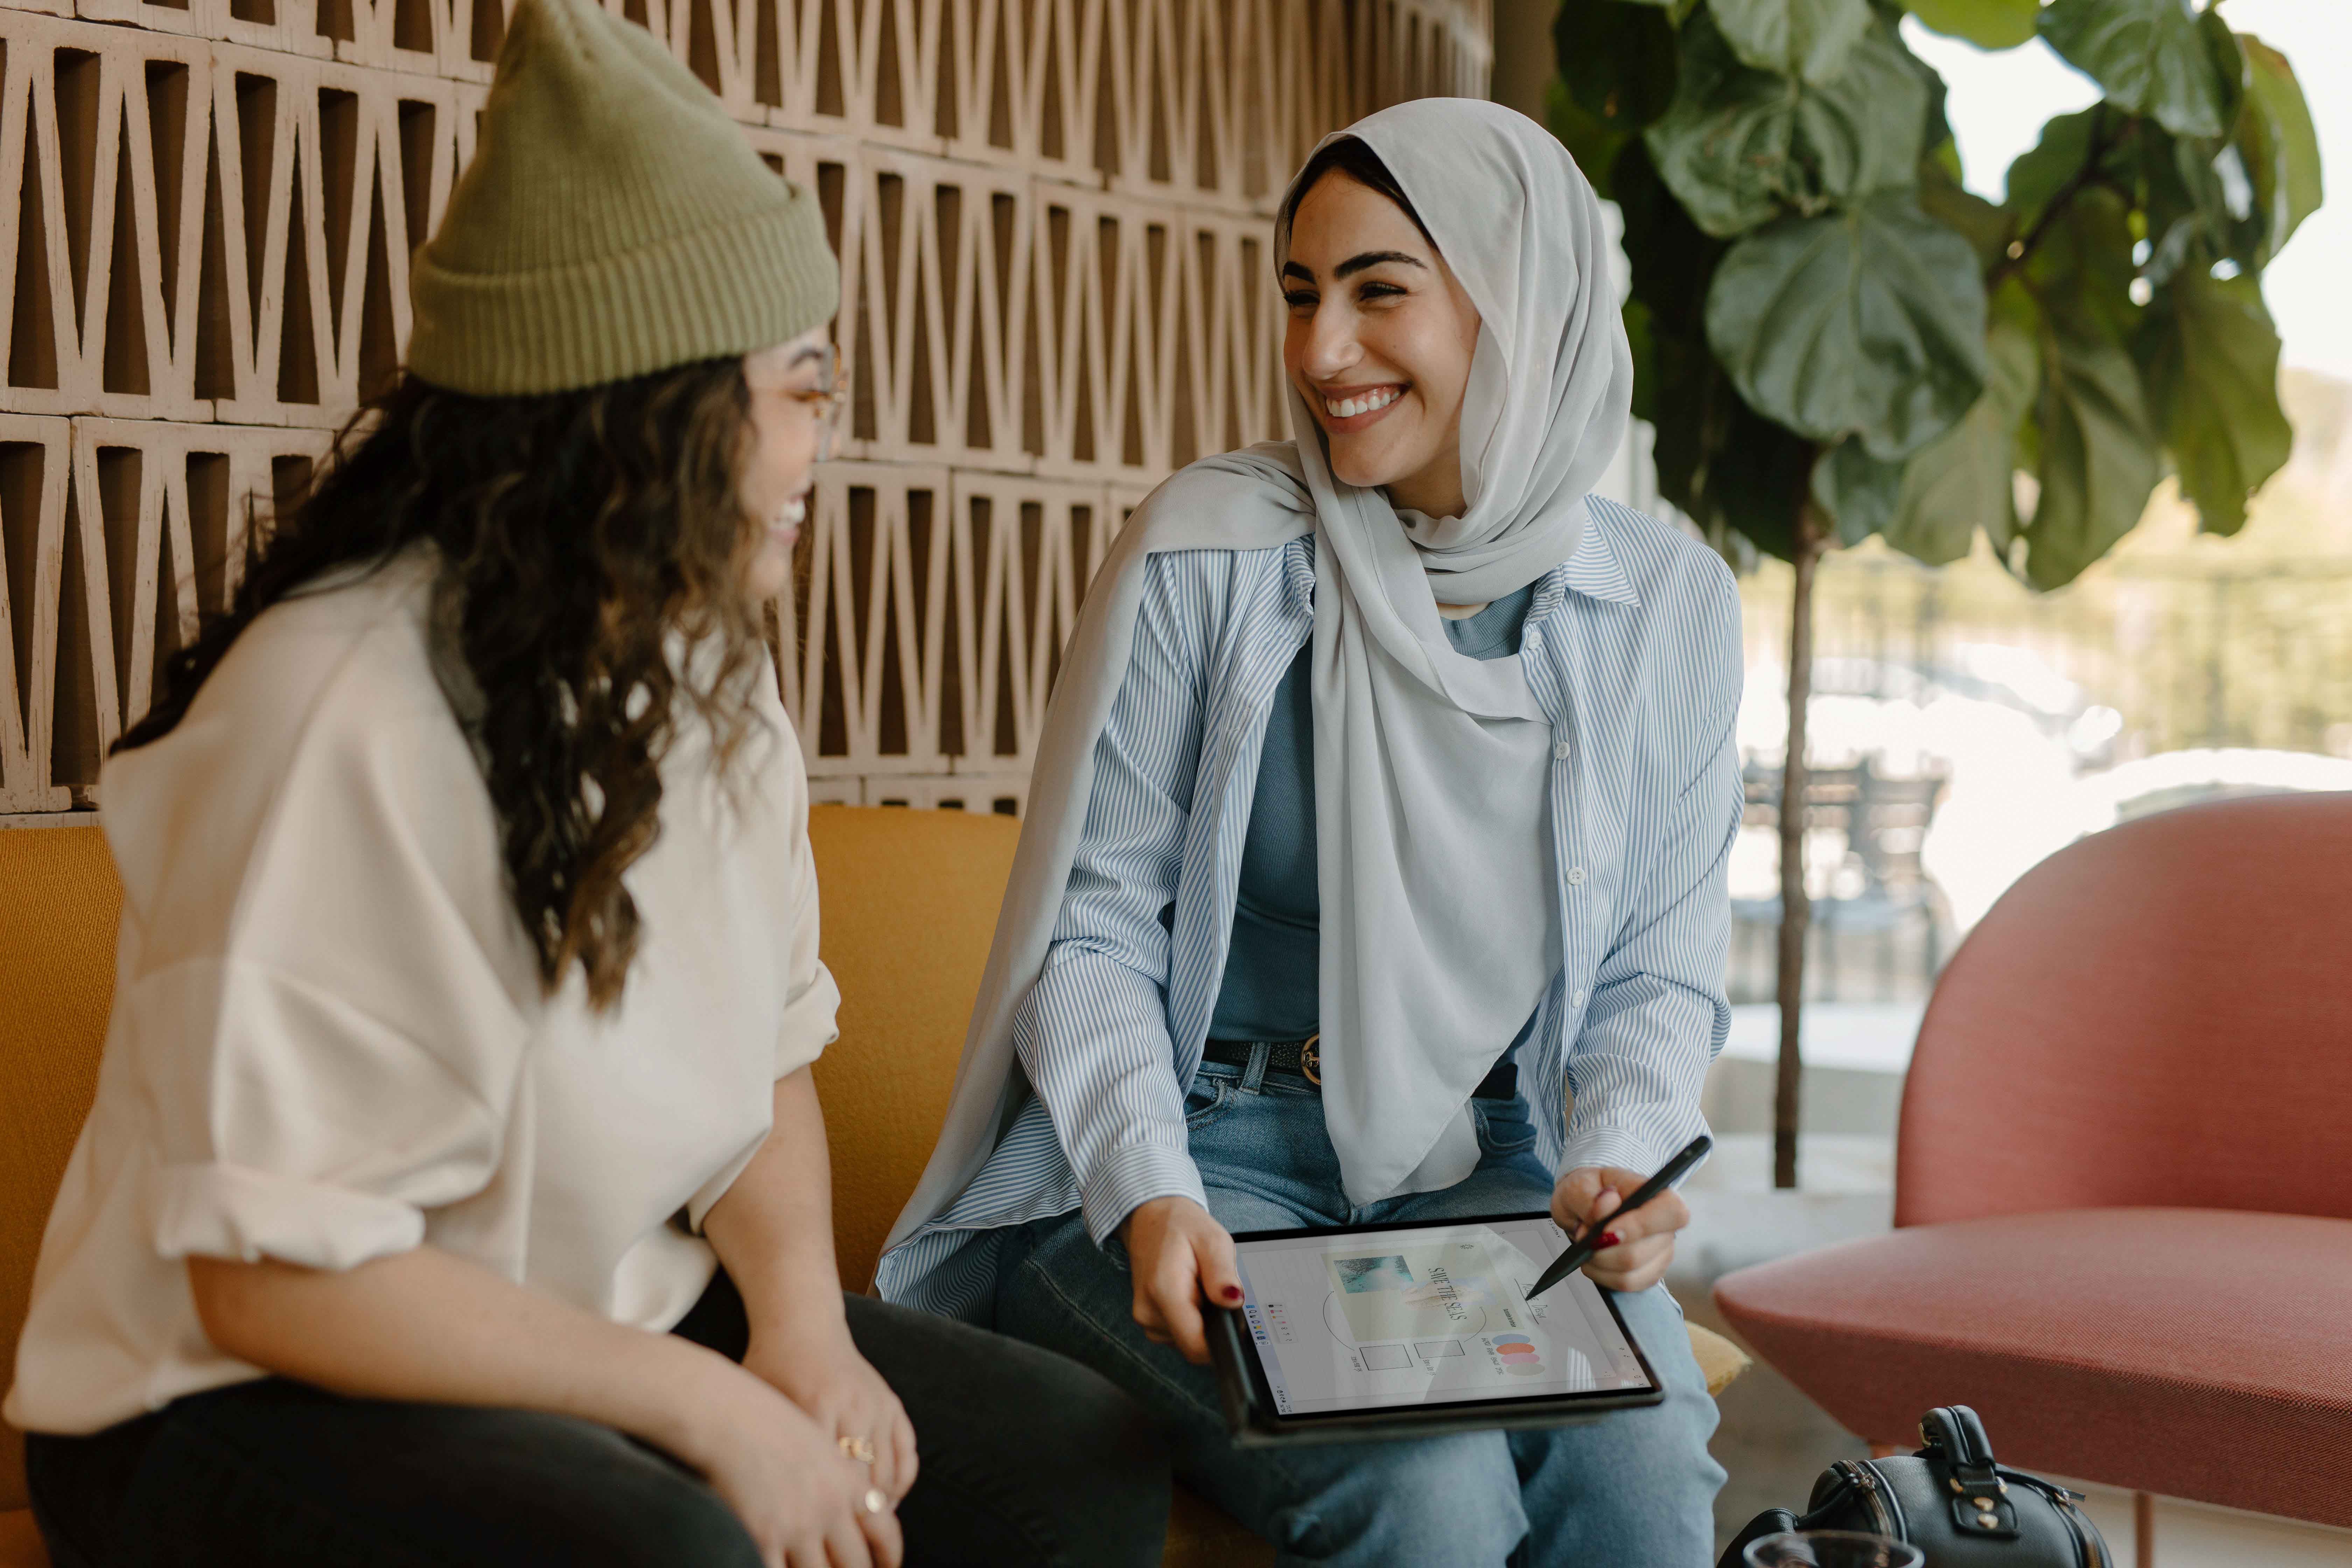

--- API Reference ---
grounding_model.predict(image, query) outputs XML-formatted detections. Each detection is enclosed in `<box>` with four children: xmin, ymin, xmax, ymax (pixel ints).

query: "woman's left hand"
<box><xmin>1549</xmin><ymin>1166</ymin><xmax>1690</xmax><ymax>1294</ymax></box>
<box><xmin>743</xmin><ymin>1321</ymin><xmax>919</xmax><ymax>1505</ymax></box>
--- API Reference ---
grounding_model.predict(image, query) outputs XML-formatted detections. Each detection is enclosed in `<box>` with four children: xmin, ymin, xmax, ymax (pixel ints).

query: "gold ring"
<box><xmin>838</xmin><ymin>1434</ymin><xmax>877</xmax><ymax>1465</ymax></box>
<box><xmin>861</xmin><ymin>1486</ymin><xmax>889</xmax><ymax>1516</ymax></box>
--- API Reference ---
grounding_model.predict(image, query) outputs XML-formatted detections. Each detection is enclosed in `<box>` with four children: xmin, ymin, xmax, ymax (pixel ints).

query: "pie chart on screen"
<box><xmin>1491</xmin><ymin>1334</ymin><xmax>1546</xmax><ymax>1377</ymax></box>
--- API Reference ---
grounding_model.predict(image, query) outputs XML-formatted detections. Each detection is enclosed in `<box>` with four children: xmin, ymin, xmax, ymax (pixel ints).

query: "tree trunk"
<box><xmin>1774</xmin><ymin>509</ymin><xmax>1825</xmax><ymax>1191</ymax></box>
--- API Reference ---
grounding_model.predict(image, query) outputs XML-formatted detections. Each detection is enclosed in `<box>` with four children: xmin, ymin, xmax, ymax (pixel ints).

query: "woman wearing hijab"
<box><xmin>4</xmin><ymin>1</ymin><xmax>1170</xmax><ymax>1564</ymax></box>
<box><xmin>875</xmin><ymin>100</ymin><xmax>1738</xmax><ymax>1564</ymax></box>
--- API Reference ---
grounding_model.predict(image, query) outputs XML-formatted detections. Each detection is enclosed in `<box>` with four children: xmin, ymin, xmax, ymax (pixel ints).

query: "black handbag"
<box><xmin>1717</xmin><ymin>1406</ymin><xmax>2113</xmax><ymax>1568</ymax></box>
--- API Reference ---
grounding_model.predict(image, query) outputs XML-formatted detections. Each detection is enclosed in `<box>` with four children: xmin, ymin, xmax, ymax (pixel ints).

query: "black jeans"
<box><xmin>26</xmin><ymin>1276</ymin><xmax>1169</xmax><ymax>1567</ymax></box>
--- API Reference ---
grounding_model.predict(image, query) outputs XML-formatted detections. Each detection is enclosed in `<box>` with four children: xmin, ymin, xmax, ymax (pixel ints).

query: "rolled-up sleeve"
<box><xmin>682</xmin><ymin>711</ymin><xmax>841</xmax><ymax>1234</ymax></box>
<box><xmin>771</xmin><ymin>719</ymin><xmax>842</xmax><ymax>1081</ymax></box>
<box><xmin>1015</xmin><ymin>553</ymin><xmax>1217</xmax><ymax>1244</ymax></box>
<box><xmin>126</xmin><ymin>695</ymin><xmax>533</xmax><ymax>1273</ymax></box>
<box><xmin>131</xmin><ymin>959</ymin><xmax>509</xmax><ymax>1271</ymax></box>
<box><xmin>1563</xmin><ymin>563</ymin><xmax>1744</xmax><ymax>1177</ymax></box>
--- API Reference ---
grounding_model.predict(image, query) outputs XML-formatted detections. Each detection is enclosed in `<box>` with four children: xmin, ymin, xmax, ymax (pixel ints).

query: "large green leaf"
<box><xmin>1645</xmin><ymin>13</ymin><xmax>1927</xmax><ymax>237</ymax></box>
<box><xmin>1810</xmin><ymin>439</ymin><xmax>1907</xmax><ymax>546</ymax></box>
<box><xmin>1615</xmin><ymin>140</ymin><xmax>1735</xmax><ymax>536</ymax></box>
<box><xmin>2003</xmin><ymin>106</ymin><xmax>2092</xmax><ymax>217</ymax></box>
<box><xmin>2023</xmin><ymin>183</ymin><xmax>2142</xmax><ymax>347</ymax></box>
<box><xmin>1647</xmin><ymin>347</ymin><xmax>1814</xmax><ymax>557</ymax></box>
<box><xmin>1627</xmin><ymin>292</ymin><xmax>1726</xmax><ymax>525</ymax></box>
<box><xmin>1705</xmin><ymin>191</ymin><xmax>1988</xmax><ymax>460</ymax></box>
<box><xmin>1712</xmin><ymin>0</ymin><xmax>1872</xmax><ymax>85</ymax></box>
<box><xmin>2133</xmin><ymin>269</ymin><xmax>2291</xmax><ymax>536</ymax></box>
<box><xmin>1905</xmin><ymin>0</ymin><xmax>2038</xmax><ymax>51</ymax></box>
<box><xmin>1547</xmin><ymin>79</ymin><xmax>1630</xmax><ymax>202</ymax></box>
<box><xmin>1778</xmin><ymin>15</ymin><xmax>1933</xmax><ymax>203</ymax></box>
<box><xmin>1919</xmin><ymin>150</ymin><xmax>2012</xmax><ymax>272</ymax></box>
<box><xmin>1919</xmin><ymin>50</ymin><xmax>1959</xmax><ymax>173</ymax></box>
<box><xmin>1556</xmin><ymin>0</ymin><xmax>1682</xmax><ymax>133</ymax></box>
<box><xmin>1626</xmin><ymin>274</ymin><xmax>1815</xmax><ymax>563</ymax></box>
<box><xmin>1712</xmin><ymin>396</ymin><xmax>1819</xmax><ymax>562</ymax></box>
<box><xmin>1884</xmin><ymin>309</ymin><xmax>2038</xmax><ymax>566</ymax></box>
<box><xmin>1643</xmin><ymin>324</ymin><xmax>1728</xmax><ymax>526</ymax></box>
<box><xmin>1624</xmin><ymin>299</ymin><xmax>1662</xmax><ymax>426</ymax></box>
<box><xmin>2002</xmin><ymin>107</ymin><xmax>2207</xmax><ymax>300</ymax></box>
<box><xmin>2017</xmin><ymin>314</ymin><xmax>2161</xmax><ymax>590</ymax></box>
<box><xmin>1645</xmin><ymin>16</ymin><xmax>1798</xmax><ymax>237</ymax></box>
<box><xmin>2039</xmin><ymin>0</ymin><xmax>2231</xmax><ymax>139</ymax></box>
<box><xmin>2002</xmin><ymin>106</ymin><xmax>2130</xmax><ymax>227</ymax></box>
<box><xmin>1612</xmin><ymin>139</ymin><xmax>1726</xmax><ymax>337</ymax></box>
<box><xmin>2236</xmin><ymin>34</ymin><xmax>2322</xmax><ymax>265</ymax></box>
<box><xmin>2140</xmin><ymin>119</ymin><xmax>2260</xmax><ymax>286</ymax></box>
<box><xmin>2187</xmin><ymin>9</ymin><xmax>2249</xmax><ymax>143</ymax></box>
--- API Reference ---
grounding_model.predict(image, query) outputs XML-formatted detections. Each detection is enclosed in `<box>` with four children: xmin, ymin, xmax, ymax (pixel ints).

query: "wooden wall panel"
<box><xmin>0</xmin><ymin>0</ymin><xmax>1489</xmax><ymax>816</ymax></box>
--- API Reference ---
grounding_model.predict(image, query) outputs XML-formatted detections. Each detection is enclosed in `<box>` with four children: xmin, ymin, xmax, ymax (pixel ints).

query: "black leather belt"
<box><xmin>1202</xmin><ymin>1035</ymin><xmax>1520</xmax><ymax>1101</ymax></box>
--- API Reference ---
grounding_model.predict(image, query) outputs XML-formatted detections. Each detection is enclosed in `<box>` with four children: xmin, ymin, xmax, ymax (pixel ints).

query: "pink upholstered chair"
<box><xmin>1713</xmin><ymin>793</ymin><xmax>2352</xmax><ymax>1529</ymax></box>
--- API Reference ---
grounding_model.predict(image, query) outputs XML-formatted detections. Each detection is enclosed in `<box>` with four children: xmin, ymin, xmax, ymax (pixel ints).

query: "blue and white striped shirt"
<box><xmin>875</xmin><ymin>497</ymin><xmax>1744</xmax><ymax>1320</ymax></box>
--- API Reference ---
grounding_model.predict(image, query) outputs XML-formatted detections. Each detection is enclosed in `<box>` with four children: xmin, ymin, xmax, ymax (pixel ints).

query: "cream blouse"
<box><xmin>5</xmin><ymin>548</ymin><xmax>840</xmax><ymax>1434</ymax></box>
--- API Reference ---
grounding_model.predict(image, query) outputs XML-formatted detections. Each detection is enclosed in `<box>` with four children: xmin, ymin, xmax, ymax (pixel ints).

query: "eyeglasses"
<box><xmin>776</xmin><ymin>344</ymin><xmax>851</xmax><ymax>461</ymax></box>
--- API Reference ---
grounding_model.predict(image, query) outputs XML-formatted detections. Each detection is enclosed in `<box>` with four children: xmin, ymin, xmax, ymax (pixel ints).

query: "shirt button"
<box><xmin>1572</xmin><ymin>988</ymin><xmax>1588</xmax><ymax>1007</ymax></box>
<box><xmin>1567</xmin><ymin>867</ymin><xmax>1587</xmax><ymax>886</ymax></box>
<box><xmin>1524</xmin><ymin>631</ymin><xmax>1543</xmax><ymax>653</ymax></box>
<box><xmin>1552</xmin><ymin>738</ymin><xmax>1572</xmax><ymax>761</ymax></box>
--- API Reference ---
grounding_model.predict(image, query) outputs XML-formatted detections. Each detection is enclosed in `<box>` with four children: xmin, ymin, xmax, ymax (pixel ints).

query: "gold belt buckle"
<box><xmin>1299</xmin><ymin>1033</ymin><xmax>1321</xmax><ymax>1086</ymax></box>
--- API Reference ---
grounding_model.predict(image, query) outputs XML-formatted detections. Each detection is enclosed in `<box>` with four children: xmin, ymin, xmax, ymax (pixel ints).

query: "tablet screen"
<box><xmin>1228</xmin><ymin>1213</ymin><xmax>1658</xmax><ymax>1420</ymax></box>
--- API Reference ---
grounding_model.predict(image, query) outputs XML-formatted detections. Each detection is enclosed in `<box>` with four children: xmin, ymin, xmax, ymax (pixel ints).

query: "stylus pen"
<box><xmin>1525</xmin><ymin>1133</ymin><xmax>1713</xmax><ymax>1300</ymax></box>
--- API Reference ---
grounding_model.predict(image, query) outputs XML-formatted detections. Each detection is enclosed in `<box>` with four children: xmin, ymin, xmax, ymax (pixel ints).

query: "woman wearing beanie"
<box><xmin>880</xmin><ymin>104</ymin><xmax>1734</xmax><ymax>1565</ymax></box>
<box><xmin>3</xmin><ymin>0</ymin><xmax>1168</xmax><ymax>1563</ymax></box>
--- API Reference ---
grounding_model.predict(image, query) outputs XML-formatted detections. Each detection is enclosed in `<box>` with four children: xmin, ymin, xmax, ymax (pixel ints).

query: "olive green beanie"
<box><xmin>407</xmin><ymin>0</ymin><xmax>838</xmax><ymax>396</ymax></box>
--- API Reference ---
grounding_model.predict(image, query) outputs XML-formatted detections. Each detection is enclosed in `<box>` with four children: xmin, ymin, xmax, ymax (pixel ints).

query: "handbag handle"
<box><xmin>1920</xmin><ymin>1405</ymin><xmax>1998</xmax><ymax>1473</ymax></box>
<box><xmin>1920</xmin><ymin>1405</ymin><xmax>2022</xmax><ymax>1541</ymax></box>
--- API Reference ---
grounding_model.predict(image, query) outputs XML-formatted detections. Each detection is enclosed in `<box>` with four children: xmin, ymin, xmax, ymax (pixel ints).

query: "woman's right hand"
<box><xmin>1119</xmin><ymin>1195</ymin><xmax>1244</xmax><ymax>1365</ymax></box>
<box><xmin>686</xmin><ymin>1366</ymin><xmax>905</xmax><ymax>1568</ymax></box>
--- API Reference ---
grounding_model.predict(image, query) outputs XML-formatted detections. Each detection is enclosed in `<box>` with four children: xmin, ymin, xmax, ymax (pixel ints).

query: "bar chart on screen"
<box><xmin>1234</xmin><ymin>1219</ymin><xmax>1641</xmax><ymax>1416</ymax></box>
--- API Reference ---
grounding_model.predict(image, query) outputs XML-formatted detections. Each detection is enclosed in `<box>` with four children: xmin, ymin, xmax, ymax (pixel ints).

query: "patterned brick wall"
<box><xmin>0</xmin><ymin>0</ymin><xmax>1491</xmax><ymax>816</ymax></box>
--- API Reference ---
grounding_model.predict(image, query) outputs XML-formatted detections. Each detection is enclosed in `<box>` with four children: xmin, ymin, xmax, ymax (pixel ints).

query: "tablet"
<box><xmin>1206</xmin><ymin>1210</ymin><xmax>1665</xmax><ymax>1445</ymax></box>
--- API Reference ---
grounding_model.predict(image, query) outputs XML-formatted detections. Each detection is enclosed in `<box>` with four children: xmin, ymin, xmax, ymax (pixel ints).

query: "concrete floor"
<box><xmin>1681</xmin><ymin>1286</ymin><xmax>1868</xmax><ymax>1549</ymax></box>
<box><xmin>1665</xmin><ymin>1134</ymin><xmax>1890</xmax><ymax>1557</ymax></box>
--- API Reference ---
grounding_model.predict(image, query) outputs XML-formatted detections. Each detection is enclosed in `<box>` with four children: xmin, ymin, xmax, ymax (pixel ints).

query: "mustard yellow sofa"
<box><xmin>1</xmin><ymin>808</ymin><xmax>1745</xmax><ymax>1567</ymax></box>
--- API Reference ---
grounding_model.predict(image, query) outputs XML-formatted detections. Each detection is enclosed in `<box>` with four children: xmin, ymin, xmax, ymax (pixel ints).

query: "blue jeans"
<box><xmin>994</xmin><ymin>1056</ymin><xmax>1726</xmax><ymax>1567</ymax></box>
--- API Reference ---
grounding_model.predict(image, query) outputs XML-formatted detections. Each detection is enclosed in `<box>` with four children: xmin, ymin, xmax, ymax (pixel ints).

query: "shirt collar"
<box><xmin>1284</xmin><ymin>513</ymin><xmax>1639</xmax><ymax>617</ymax></box>
<box><xmin>1281</xmin><ymin>533</ymin><xmax>1317</xmax><ymax>615</ymax></box>
<box><xmin>1559</xmin><ymin>511</ymin><xmax>1640</xmax><ymax>608</ymax></box>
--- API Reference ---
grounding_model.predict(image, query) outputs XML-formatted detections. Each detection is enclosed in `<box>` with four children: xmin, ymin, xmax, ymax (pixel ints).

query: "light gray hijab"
<box><xmin>886</xmin><ymin>99</ymin><xmax>1633</xmax><ymax>1251</ymax></box>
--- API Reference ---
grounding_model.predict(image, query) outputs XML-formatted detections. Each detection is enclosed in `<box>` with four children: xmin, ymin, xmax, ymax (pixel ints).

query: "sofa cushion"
<box><xmin>0</xmin><ymin>1507</ymin><xmax>48</xmax><ymax>1568</ymax></box>
<box><xmin>804</xmin><ymin>805</ymin><xmax>1020</xmax><ymax>1289</ymax></box>
<box><xmin>1714</xmin><ymin>1206</ymin><xmax>2352</xmax><ymax>1526</ymax></box>
<box><xmin>3</xmin><ymin>808</ymin><xmax>1742</xmax><ymax>1563</ymax></box>
<box><xmin>1164</xmin><ymin>1489</ymin><xmax>1271</xmax><ymax>1567</ymax></box>
<box><xmin>0</xmin><ymin>826</ymin><xmax>120</xmax><ymax>1512</ymax></box>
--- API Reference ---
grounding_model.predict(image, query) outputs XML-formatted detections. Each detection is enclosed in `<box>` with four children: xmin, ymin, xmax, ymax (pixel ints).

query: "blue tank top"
<box><xmin>1206</xmin><ymin>583</ymin><xmax>1538</xmax><ymax>1042</ymax></box>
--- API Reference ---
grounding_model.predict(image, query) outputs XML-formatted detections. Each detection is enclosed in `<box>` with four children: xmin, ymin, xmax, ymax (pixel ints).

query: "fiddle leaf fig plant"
<box><xmin>1548</xmin><ymin>0</ymin><xmax>2321</xmax><ymax>1185</ymax></box>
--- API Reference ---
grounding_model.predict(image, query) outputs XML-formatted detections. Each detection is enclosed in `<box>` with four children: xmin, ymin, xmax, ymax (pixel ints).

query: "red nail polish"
<box><xmin>1599</xmin><ymin>1231</ymin><xmax>1622</xmax><ymax>1249</ymax></box>
<box><xmin>1222</xmin><ymin>1286</ymin><xmax>1243</xmax><ymax>1302</ymax></box>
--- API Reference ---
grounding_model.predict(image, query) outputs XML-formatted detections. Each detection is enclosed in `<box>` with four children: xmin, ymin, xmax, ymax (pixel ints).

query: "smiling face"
<box><xmin>737</xmin><ymin>326</ymin><xmax>836</xmax><ymax>602</ymax></box>
<box><xmin>1282</xmin><ymin>170</ymin><xmax>1483</xmax><ymax>518</ymax></box>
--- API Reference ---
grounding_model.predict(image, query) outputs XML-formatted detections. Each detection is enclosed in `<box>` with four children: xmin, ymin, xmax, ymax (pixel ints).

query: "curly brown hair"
<box><xmin>115</xmin><ymin>358</ymin><xmax>771</xmax><ymax>1011</ymax></box>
